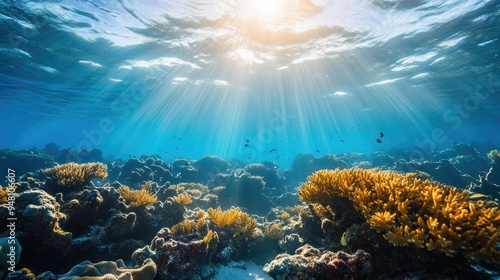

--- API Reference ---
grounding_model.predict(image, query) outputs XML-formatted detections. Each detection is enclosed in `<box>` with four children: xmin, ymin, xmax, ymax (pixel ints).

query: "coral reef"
<box><xmin>286</xmin><ymin>154</ymin><xmax>349</xmax><ymax>183</ymax></box>
<box><xmin>1</xmin><ymin>189</ymin><xmax>72</xmax><ymax>271</ymax></box>
<box><xmin>131</xmin><ymin>228</ymin><xmax>217</xmax><ymax>280</ymax></box>
<box><xmin>36</xmin><ymin>259</ymin><xmax>156</xmax><ymax>280</ymax></box>
<box><xmin>118</xmin><ymin>183</ymin><xmax>157</xmax><ymax>208</ymax></box>
<box><xmin>0</xmin><ymin>148</ymin><xmax>54</xmax><ymax>176</ymax></box>
<box><xmin>298</xmin><ymin>168</ymin><xmax>500</xmax><ymax>264</ymax></box>
<box><xmin>112</xmin><ymin>156</ymin><xmax>177</xmax><ymax>187</ymax></box>
<box><xmin>212</xmin><ymin>170</ymin><xmax>271</xmax><ymax>215</ymax></box>
<box><xmin>486</xmin><ymin>150</ymin><xmax>500</xmax><ymax>186</ymax></box>
<box><xmin>264</xmin><ymin>244</ymin><xmax>372</xmax><ymax>279</ymax></box>
<box><xmin>43</xmin><ymin>162</ymin><xmax>107</xmax><ymax>192</ymax></box>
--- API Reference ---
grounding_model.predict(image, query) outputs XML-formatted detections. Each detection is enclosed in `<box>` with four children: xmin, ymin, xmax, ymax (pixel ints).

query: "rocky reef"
<box><xmin>0</xmin><ymin>142</ymin><xmax>499</xmax><ymax>279</ymax></box>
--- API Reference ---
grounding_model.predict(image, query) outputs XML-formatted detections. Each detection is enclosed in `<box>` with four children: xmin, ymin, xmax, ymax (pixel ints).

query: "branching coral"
<box><xmin>43</xmin><ymin>162</ymin><xmax>107</xmax><ymax>189</ymax></box>
<box><xmin>207</xmin><ymin>206</ymin><xmax>258</xmax><ymax>237</ymax></box>
<box><xmin>298</xmin><ymin>168</ymin><xmax>500</xmax><ymax>264</ymax></box>
<box><xmin>172</xmin><ymin>193</ymin><xmax>193</xmax><ymax>205</ymax></box>
<box><xmin>265</xmin><ymin>223</ymin><xmax>284</xmax><ymax>239</ymax></box>
<box><xmin>0</xmin><ymin>186</ymin><xmax>9</xmax><ymax>203</ymax></box>
<box><xmin>118</xmin><ymin>184</ymin><xmax>157</xmax><ymax>208</ymax></box>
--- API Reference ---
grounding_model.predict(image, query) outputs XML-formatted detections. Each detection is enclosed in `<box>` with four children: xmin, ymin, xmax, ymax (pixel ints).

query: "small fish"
<box><xmin>340</xmin><ymin>232</ymin><xmax>347</xmax><ymax>246</ymax></box>
<box><xmin>244</xmin><ymin>144</ymin><xmax>249</xmax><ymax>147</ymax></box>
<box><xmin>469</xmin><ymin>193</ymin><xmax>489</xmax><ymax>199</ymax></box>
<box><xmin>316</xmin><ymin>149</ymin><xmax>320</xmax><ymax>152</ymax></box>
<box><xmin>246</xmin><ymin>139</ymin><xmax>249</xmax><ymax>142</ymax></box>
<box><xmin>376</xmin><ymin>139</ymin><xmax>382</xmax><ymax>143</ymax></box>
<box><xmin>380</xmin><ymin>132</ymin><xmax>384</xmax><ymax>138</ymax></box>
<box><xmin>340</xmin><ymin>140</ymin><xmax>344</xmax><ymax>142</ymax></box>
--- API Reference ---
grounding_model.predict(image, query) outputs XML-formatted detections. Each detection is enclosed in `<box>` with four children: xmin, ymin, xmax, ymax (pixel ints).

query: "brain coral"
<box><xmin>298</xmin><ymin>168</ymin><xmax>500</xmax><ymax>264</ymax></box>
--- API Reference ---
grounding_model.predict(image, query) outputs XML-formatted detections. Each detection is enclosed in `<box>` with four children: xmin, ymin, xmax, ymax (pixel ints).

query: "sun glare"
<box><xmin>250</xmin><ymin>0</ymin><xmax>284</xmax><ymax>17</ymax></box>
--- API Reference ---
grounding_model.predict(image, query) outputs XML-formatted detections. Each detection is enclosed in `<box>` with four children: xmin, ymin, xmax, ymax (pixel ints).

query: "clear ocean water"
<box><xmin>0</xmin><ymin>0</ymin><xmax>499</xmax><ymax>165</ymax></box>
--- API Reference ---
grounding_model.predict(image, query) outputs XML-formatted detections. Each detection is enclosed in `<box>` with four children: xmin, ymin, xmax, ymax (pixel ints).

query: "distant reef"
<box><xmin>1</xmin><ymin>142</ymin><xmax>500</xmax><ymax>279</ymax></box>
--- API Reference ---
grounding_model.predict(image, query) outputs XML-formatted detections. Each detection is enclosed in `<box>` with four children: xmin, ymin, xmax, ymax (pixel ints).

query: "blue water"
<box><xmin>1</xmin><ymin>0</ymin><xmax>499</xmax><ymax>166</ymax></box>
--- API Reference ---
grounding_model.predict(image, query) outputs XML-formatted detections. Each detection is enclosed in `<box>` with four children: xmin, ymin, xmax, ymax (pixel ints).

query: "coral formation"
<box><xmin>43</xmin><ymin>162</ymin><xmax>107</xmax><ymax>190</ymax></box>
<box><xmin>131</xmin><ymin>228</ymin><xmax>217</xmax><ymax>280</ymax></box>
<box><xmin>172</xmin><ymin>193</ymin><xmax>193</xmax><ymax>205</ymax></box>
<box><xmin>36</xmin><ymin>259</ymin><xmax>157</xmax><ymax>280</ymax></box>
<box><xmin>118</xmin><ymin>184</ymin><xmax>157</xmax><ymax>208</ymax></box>
<box><xmin>207</xmin><ymin>206</ymin><xmax>258</xmax><ymax>237</ymax></box>
<box><xmin>298</xmin><ymin>168</ymin><xmax>500</xmax><ymax>264</ymax></box>
<box><xmin>264</xmin><ymin>244</ymin><xmax>372</xmax><ymax>279</ymax></box>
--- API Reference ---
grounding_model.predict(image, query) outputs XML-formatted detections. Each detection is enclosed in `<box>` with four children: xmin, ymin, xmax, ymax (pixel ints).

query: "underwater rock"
<box><xmin>192</xmin><ymin>156</ymin><xmax>230</xmax><ymax>183</ymax></box>
<box><xmin>60</xmin><ymin>188</ymin><xmax>104</xmax><ymax>236</ymax></box>
<box><xmin>0</xmin><ymin>148</ymin><xmax>54</xmax><ymax>176</ymax></box>
<box><xmin>0</xmin><ymin>237</ymin><xmax>22</xmax><ymax>279</ymax></box>
<box><xmin>213</xmin><ymin>170</ymin><xmax>271</xmax><ymax>215</ymax></box>
<box><xmin>263</xmin><ymin>244</ymin><xmax>372</xmax><ymax>280</ymax></box>
<box><xmin>14</xmin><ymin>172</ymin><xmax>45</xmax><ymax>193</ymax></box>
<box><xmin>286</xmin><ymin>154</ymin><xmax>349</xmax><ymax>184</ymax></box>
<box><xmin>486</xmin><ymin>150</ymin><xmax>500</xmax><ymax>186</ymax></box>
<box><xmin>4</xmin><ymin>189</ymin><xmax>72</xmax><ymax>272</ymax></box>
<box><xmin>244</xmin><ymin>162</ymin><xmax>285</xmax><ymax>197</ymax></box>
<box><xmin>172</xmin><ymin>158</ymin><xmax>198</xmax><ymax>182</ymax></box>
<box><xmin>278</xmin><ymin>233</ymin><xmax>304</xmax><ymax>254</ymax></box>
<box><xmin>370</xmin><ymin>153</ymin><xmax>395</xmax><ymax>168</ymax></box>
<box><xmin>36</xmin><ymin>258</ymin><xmax>156</xmax><ymax>280</ymax></box>
<box><xmin>131</xmin><ymin>228</ymin><xmax>217</xmax><ymax>280</ymax></box>
<box><xmin>115</xmin><ymin>156</ymin><xmax>176</xmax><ymax>187</ymax></box>
<box><xmin>395</xmin><ymin>159</ymin><xmax>476</xmax><ymax>189</ymax></box>
<box><xmin>449</xmin><ymin>155</ymin><xmax>490</xmax><ymax>180</ymax></box>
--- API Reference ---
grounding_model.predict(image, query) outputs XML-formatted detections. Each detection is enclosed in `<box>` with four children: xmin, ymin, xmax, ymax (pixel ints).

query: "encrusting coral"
<box><xmin>298</xmin><ymin>168</ymin><xmax>500</xmax><ymax>264</ymax></box>
<box><xmin>43</xmin><ymin>162</ymin><xmax>107</xmax><ymax>189</ymax></box>
<box><xmin>118</xmin><ymin>183</ymin><xmax>157</xmax><ymax>208</ymax></box>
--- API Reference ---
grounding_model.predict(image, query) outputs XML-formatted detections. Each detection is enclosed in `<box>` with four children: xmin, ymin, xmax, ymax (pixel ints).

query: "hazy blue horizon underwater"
<box><xmin>0</xmin><ymin>0</ymin><xmax>500</xmax><ymax>166</ymax></box>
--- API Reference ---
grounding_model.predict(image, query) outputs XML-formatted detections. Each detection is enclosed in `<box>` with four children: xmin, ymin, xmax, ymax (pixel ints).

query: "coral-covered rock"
<box><xmin>298</xmin><ymin>169</ymin><xmax>500</xmax><ymax>264</ymax></box>
<box><xmin>278</xmin><ymin>233</ymin><xmax>304</xmax><ymax>254</ymax></box>
<box><xmin>213</xmin><ymin>171</ymin><xmax>271</xmax><ymax>215</ymax></box>
<box><xmin>4</xmin><ymin>189</ymin><xmax>72</xmax><ymax>272</ymax></box>
<box><xmin>131</xmin><ymin>228</ymin><xmax>217</xmax><ymax>280</ymax></box>
<box><xmin>36</xmin><ymin>258</ymin><xmax>156</xmax><ymax>280</ymax></box>
<box><xmin>263</xmin><ymin>245</ymin><xmax>372</xmax><ymax>280</ymax></box>
<box><xmin>244</xmin><ymin>162</ymin><xmax>285</xmax><ymax>197</ymax></box>
<box><xmin>286</xmin><ymin>154</ymin><xmax>349</xmax><ymax>184</ymax></box>
<box><xmin>60</xmin><ymin>188</ymin><xmax>104</xmax><ymax>236</ymax></box>
<box><xmin>0</xmin><ymin>148</ymin><xmax>54</xmax><ymax>176</ymax></box>
<box><xmin>115</xmin><ymin>157</ymin><xmax>176</xmax><ymax>187</ymax></box>
<box><xmin>43</xmin><ymin>162</ymin><xmax>108</xmax><ymax>193</ymax></box>
<box><xmin>395</xmin><ymin>159</ymin><xmax>476</xmax><ymax>188</ymax></box>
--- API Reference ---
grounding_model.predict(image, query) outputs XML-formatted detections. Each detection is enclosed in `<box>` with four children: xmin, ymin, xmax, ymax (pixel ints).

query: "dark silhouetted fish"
<box><xmin>380</xmin><ymin>132</ymin><xmax>384</xmax><ymax>138</ymax></box>
<box><xmin>376</xmin><ymin>139</ymin><xmax>382</xmax><ymax>143</ymax></box>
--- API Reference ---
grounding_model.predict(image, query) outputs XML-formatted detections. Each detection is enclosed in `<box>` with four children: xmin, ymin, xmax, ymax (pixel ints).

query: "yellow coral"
<box><xmin>207</xmin><ymin>206</ymin><xmax>257</xmax><ymax>237</ymax></box>
<box><xmin>298</xmin><ymin>168</ymin><xmax>500</xmax><ymax>264</ymax></box>
<box><xmin>174</xmin><ymin>183</ymin><xmax>209</xmax><ymax>194</ymax></box>
<box><xmin>172</xmin><ymin>193</ymin><xmax>193</xmax><ymax>205</ymax></box>
<box><xmin>171</xmin><ymin>220</ymin><xmax>197</xmax><ymax>235</ymax></box>
<box><xmin>203</xmin><ymin>230</ymin><xmax>217</xmax><ymax>244</ymax></box>
<box><xmin>281</xmin><ymin>212</ymin><xmax>291</xmax><ymax>220</ymax></box>
<box><xmin>118</xmin><ymin>184</ymin><xmax>157</xmax><ymax>208</ymax></box>
<box><xmin>0</xmin><ymin>186</ymin><xmax>9</xmax><ymax>204</ymax></box>
<box><xmin>265</xmin><ymin>223</ymin><xmax>284</xmax><ymax>239</ymax></box>
<box><xmin>43</xmin><ymin>162</ymin><xmax>107</xmax><ymax>188</ymax></box>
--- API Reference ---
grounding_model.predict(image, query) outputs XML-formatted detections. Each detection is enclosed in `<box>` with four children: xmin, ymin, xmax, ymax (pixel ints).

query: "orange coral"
<box><xmin>118</xmin><ymin>184</ymin><xmax>157</xmax><ymax>208</ymax></box>
<box><xmin>43</xmin><ymin>162</ymin><xmax>107</xmax><ymax>189</ymax></box>
<box><xmin>298</xmin><ymin>168</ymin><xmax>500</xmax><ymax>264</ymax></box>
